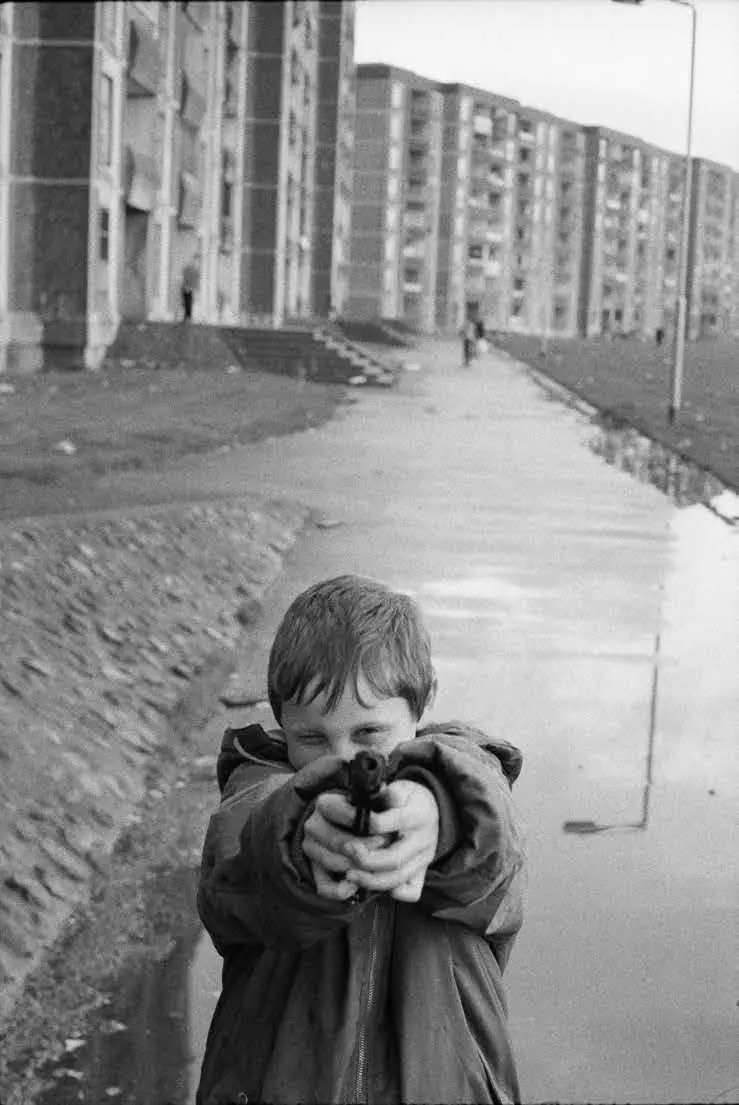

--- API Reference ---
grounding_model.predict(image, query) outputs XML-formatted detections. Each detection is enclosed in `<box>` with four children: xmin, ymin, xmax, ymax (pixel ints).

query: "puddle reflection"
<box><xmin>563</xmin><ymin>633</ymin><xmax>660</xmax><ymax>836</ymax></box>
<box><xmin>589</xmin><ymin>413</ymin><xmax>727</xmax><ymax>510</ymax></box>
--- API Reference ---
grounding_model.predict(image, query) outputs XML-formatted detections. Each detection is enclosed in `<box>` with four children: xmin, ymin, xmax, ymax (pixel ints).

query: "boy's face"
<box><xmin>281</xmin><ymin>674</ymin><xmax>418</xmax><ymax>771</ymax></box>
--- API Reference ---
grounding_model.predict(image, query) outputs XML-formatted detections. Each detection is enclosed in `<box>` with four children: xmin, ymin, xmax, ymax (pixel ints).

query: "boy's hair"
<box><xmin>268</xmin><ymin>575</ymin><xmax>436</xmax><ymax>724</ymax></box>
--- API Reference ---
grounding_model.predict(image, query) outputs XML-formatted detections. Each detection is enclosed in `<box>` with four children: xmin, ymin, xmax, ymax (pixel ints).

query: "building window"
<box><xmin>99</xmin><ymin>74</ymin><xmax>113</xmax><ymax>167</ymax></box>
<box><xmin>99</xmin><ymin>208</ymin><xmax>110</xmax><ymax>262</ymax></box>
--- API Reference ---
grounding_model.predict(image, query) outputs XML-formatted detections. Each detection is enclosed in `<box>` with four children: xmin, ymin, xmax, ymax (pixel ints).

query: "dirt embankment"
<box><xmin>0</xmin><ymin>494</ymin><xmax>307</xmax><ymax>1035</ymax></box>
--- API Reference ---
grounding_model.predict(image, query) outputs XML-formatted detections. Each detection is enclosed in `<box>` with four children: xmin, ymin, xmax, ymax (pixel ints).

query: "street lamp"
<box><xmin>611</xmin><ymin>0</ymin><xmax>697</xmax><ymax>426</ymax></box>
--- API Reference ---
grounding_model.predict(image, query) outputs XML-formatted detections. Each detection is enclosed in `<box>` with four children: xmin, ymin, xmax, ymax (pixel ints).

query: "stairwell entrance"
<box><xmin>121</xmin><ymin>207</ymin><xmax>150</xmax><ymax>320</ymax></box>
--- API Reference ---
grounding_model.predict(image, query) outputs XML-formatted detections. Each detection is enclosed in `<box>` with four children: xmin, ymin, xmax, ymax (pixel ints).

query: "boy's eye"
<box><xmin>299</xmin><ymin>733</ymin><xmax>325</xmax><ymax>745</ymax></box>
<box><xmin>354</xmin><ymin>728</ymin><xmax>381</xmax><ymax>742</ymax></box>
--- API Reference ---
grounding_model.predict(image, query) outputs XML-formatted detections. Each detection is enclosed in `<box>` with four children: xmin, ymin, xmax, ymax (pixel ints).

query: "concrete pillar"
<box><xmin>5</xmin><ymin>3</ymin><xmax>97</xmax><ymax>372</ymax></box>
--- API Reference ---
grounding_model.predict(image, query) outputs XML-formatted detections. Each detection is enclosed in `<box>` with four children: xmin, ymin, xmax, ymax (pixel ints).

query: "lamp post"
<box><xmin>611</xmin><ymin>0</ymin><xmax>697</xmax><ymax>426</ymax></box>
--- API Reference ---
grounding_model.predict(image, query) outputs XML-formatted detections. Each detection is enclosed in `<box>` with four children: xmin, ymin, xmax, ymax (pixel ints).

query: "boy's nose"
<box><xmin>330</xmin><ymin>735</ymin><xmax>358</xmax><ymax>761</ymax></box>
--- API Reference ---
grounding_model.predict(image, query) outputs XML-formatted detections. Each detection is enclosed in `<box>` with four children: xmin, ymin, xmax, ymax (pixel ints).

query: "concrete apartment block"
<box><xmin>686</xmin><ymin>158</ymin><xmax>736</xmax><ymax>339</ymax></box>
<box><xmin>347</xmin><ymin>64</ymin><xmax>442</xmax><ymax>332</ymax></box>
<box><xmin>312</xmin><ymin>1</ymin><xmax>355</xmax><ymax>319</ymax></box>
<box><xmin>435</xmin><ymin>85</ymin><xmax>519</xmax><ymax>334</ymax></box>
<box><xmin>0</xmin><ymin>0</ymin><xmax>352</xmax><ymax>373</ymax></box>
<box><xmin>0</xmin><ymin>1</ymin><xmax>239</xmax><ymax>370</ymax></box>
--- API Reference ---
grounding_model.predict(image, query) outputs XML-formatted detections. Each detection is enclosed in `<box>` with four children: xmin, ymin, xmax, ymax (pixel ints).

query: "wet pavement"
<box><xmin>31</xmin><ymin>340</ymin><xmax>739</xmax><ymax>1104</ymax></box>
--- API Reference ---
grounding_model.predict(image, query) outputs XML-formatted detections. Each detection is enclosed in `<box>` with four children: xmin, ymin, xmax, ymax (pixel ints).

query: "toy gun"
<box><xmin>347</xmin><ymin>750</ymin><xmax>388</xmax><ymax>837</ymax></box>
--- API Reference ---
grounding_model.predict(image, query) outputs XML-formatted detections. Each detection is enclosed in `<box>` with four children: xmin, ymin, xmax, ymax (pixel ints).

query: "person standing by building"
<box><xmin>462</xmin><ymin>316</ymin><xmax>476</xmax><ymax>366</ymax></box>
<box><xmin>181</xmin><ymin>255</ymin><xmax>200</xmax><ymax>322</ymax></box>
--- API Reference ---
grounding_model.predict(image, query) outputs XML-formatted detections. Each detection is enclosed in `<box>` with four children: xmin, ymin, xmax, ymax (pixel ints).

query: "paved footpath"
<box><xmin>110</xmin><ymin>337</ymin><xmax>737</xmax><ymax>1105</ymax></box>
<box><xmin>5</xmin><ymin>339</ymin><xmax>738</xmax><ymax>1104</ymax></box>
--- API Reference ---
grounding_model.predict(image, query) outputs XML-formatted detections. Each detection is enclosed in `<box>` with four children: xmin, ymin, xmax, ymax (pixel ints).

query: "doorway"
<box><xmin>120</xmin><ymin>207</ymin><xmax>149</xmax><ymax>320</ymax></box>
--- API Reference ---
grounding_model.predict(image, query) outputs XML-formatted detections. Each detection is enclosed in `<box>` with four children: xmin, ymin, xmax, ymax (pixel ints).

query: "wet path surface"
<box><xmin>35</xmin><ymin>342</ymin><xmax>738</xmax><ymax>1103</ymax></box>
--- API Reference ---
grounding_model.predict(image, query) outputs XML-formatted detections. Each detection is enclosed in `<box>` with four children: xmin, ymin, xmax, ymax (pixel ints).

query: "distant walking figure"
<box><xmin>462</xmin><ymin>318</ymin><xmax>476</xmax><ymax>366</ymax></box>
<box><xmin>655</xmin><ymin>326</ymin><xmax>665</xmax><ymax>347</ymax></box>
<box><xmin>182</xmin><ymin>257</ymin><xmax>200</xmax><ymax>322</ymax></box>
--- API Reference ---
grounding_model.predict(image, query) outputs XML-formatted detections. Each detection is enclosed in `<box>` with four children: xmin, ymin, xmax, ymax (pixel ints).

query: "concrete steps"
<box><xmin>104</xmin><ymin>322</ymin><xmax>401</xmax><ymax>389</ymax></box>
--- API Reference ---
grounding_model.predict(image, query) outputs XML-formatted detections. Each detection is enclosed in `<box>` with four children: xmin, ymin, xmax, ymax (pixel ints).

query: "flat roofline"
<box><xmin>438</xmin><ymin>82</ymin><xmax>520</xmax><ymax>110</ymax></box>
<box><xmin>357</xmin><ymin>62</ymin><xmax>738</xmax><ymax>175</ymax></box>
<box><xmin>584</xmin><ymin>123</ymin><xmax>690</xmax><ymax>163</ymax></box>
<box><xmin>356</xmin><ymin>63</ymin><xmax>442</xmax><ymax>92</ymax></box>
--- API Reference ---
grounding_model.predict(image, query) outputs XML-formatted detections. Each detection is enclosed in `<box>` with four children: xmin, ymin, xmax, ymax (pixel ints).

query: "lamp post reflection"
<box><xmin>563</xmin><ymin>632</ymin><xmax>661</xmax><ymax>835</ymax></box>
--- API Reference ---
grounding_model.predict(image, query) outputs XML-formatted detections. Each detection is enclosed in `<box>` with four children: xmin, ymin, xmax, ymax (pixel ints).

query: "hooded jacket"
<box><xmin>196</xmin><ymin>721</ymin><xmax>527</xmax><ymax>1105</ymax></box>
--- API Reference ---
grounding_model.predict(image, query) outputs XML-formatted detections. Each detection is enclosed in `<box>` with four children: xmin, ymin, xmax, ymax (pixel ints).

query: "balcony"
<box><xmin>467</xmin><ymin>218</ymin><xmax>489</xmax><ymax>242</ymax></box>
<box><xmin>405</xmin><ymin>210</ymin><xmax>428</xmax><ymax>232</ymax></box>
<box><xmin>410</xmin><ymin>94</ymin><xmax>430</xmax><ymax>122</ymax></box>
<box><xmin>220</xmin><ymin>216</ymin><xmax>234</xmax><ymax>254</ymax></box>
<box><xmin>518</xmin><ymin>128</ymin><xmax>535</xmax><ymax>146</ymax></box>
<box><xmin>177</xmin><ymin>170</ymin><xmax>202</xmax><ymax>228</ymax></box>
<box><xmin>127</xmin><ymin>19</ymin><xmax>160</xmax><ymax>98</ymax></box>
<box><xmin>471</xmin><ymin>141</ymin><xmax>490</xmax><ymax>164</ymax></box>
<box><xmin>225</xmin><ymin>3</ymin><xmax>241</xmax><ymax>48</ymax></box>
<box><xmin>473</xmin><ymin>114</ymin><xmax>493</xmax><ymax>137</ymax></box>
<box><xmin>489</xmin><ymin>170</ymin><xmax>505</xmax><ymax>189</ymax></box>
<box><xmin>403</xmin><ymin>279</ymin><xmax>424</xmax><ymax>295</ymax></box>
<box><xmin>490</xmin><ymin>140</ymin><xmax>506</xmax><ymax>160</ymax></box>
<box><xmin>408</xmin><ymin>123</ymin><xmax>430</xmax><ymax>149</ymax></box>
<box><xmin>405</xmin><ymin>181</ymin><xmax>428</xmax><ymax>204</ymax></box>
<box><xmin>180</xmin><ymin>73</ymin><xmax>207</xmax><ymax>128</ymax></box>
<box><xmin>123</xmin><ymin>145</ymin><xmax>160</xmax><ymax>211</ymax></box>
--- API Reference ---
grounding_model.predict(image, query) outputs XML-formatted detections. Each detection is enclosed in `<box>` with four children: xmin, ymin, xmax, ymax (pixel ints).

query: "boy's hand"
<box><xmin>302</xmin><ymin>792</ymin><xmax>390</xmax><ymax>901</ymax></box>
<box><xmin>343</xmin><ymin>781</ymin><xmax>439</xmax><ymax>903</ymax></box>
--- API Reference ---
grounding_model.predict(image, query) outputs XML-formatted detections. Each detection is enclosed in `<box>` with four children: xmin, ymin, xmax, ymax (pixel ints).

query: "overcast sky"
<box><xmin>355</xmin><ymin>0</ymin><xmax>739</xmax><ymax>172</ymax></box>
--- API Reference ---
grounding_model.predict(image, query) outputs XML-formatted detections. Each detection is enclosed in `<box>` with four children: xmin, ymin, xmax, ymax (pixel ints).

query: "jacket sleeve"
<box><xmin>197</xmin><ymin>755</ymin><xmax>377</xmax><ymax>954</ymax></box>
<box><xmin>390</xmin><ymin>730</ymin><xmax>527</xmax><ymax>971</ymax></box>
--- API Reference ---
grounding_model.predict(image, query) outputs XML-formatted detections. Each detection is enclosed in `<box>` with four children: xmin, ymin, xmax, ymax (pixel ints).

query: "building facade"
<box><xmin>347</xmin><ymin>63</ymin><xmax>442</xmax><ymax>332</ymax></box>
<box><xmin>435</xmin><ymin>84</ymin><xmax>519</xmax><ymax>333</ymax></box>
<box><xmin>0</xmin><ymin>0</ymin><xmax>353</xmax><ymax>374</ymax></box>
<box><xmin>686</xmin><ymin>157</ymin><xmax>736</xmax><ymax>339</ymax></box>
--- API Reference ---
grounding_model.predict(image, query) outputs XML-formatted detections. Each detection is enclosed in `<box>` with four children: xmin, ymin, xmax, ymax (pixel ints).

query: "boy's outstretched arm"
<box><xmin>384</xmin><ymin>725</ymin><xmax>527</xmax><ymax>970</ymax></box>
<box><xmin>197</xmin><ymin>752</ymin><xmax>377</xmax><ymax>954</ymax></box>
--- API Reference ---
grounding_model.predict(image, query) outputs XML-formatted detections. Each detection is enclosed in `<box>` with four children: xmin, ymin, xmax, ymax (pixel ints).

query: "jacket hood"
<box><xmin>216</xmin><ymin>724</ymin><xmax>289</xmax><ymax>794</ymax></box>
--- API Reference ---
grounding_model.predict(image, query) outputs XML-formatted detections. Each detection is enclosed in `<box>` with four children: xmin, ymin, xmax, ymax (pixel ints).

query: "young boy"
<box><xmin>196</xmin><ymin>575</ymin><xmax>526</xmax><ymax>1105</ymax></box>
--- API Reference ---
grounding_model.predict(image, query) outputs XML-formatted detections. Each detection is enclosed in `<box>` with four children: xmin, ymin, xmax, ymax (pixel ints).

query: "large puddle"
<box><xmin>588</xmin><ymin>410</ymin><xmax>736</xmax><ymax>515</ymax></box>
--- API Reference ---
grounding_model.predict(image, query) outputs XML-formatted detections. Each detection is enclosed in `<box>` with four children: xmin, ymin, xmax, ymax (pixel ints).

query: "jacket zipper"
<box><xmin>354</xmin><ymin>900</ymin><xmax>381</xmax><ymax>1103</ymax></box>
